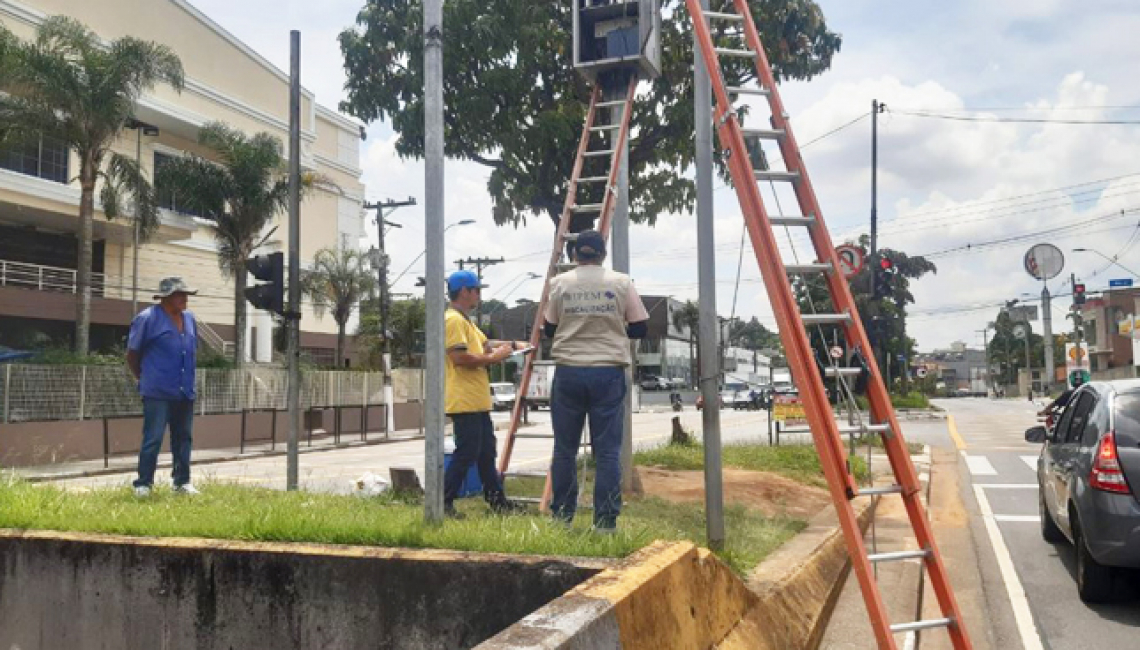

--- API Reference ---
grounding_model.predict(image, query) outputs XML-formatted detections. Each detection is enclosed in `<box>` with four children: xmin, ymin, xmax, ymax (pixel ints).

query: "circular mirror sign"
<box><xmin>1024</xmin><ymin>243</ymin><xmax>1064</xmax><ymax>281</ymax></box>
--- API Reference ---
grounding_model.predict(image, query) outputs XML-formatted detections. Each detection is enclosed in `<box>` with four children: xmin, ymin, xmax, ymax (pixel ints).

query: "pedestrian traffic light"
<box><xmin>245</xmin><ymin>252</ymin><xmax>284</xmax><ymax>315</ymax></box>
<box><xmin>1073</xmin><ymin>283</ymin><xmax>1086</xmax><ymax>306</ymax></box>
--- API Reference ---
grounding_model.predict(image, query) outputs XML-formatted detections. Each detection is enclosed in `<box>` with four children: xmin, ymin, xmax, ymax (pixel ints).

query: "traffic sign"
<box><xmin>915</xmin><ymin>367</ymin><xmax>928</xmax><ymax>379</ymax></box>
<box><xmin>829</xmin><ymin>346</ymin><xmax>844</xmax><ymax>359</ymax></box>
<box><xmin>1024</xmin><ymin>243</ymin><xmax>1064</xmax><ymax>281</ymax></box>
<box><xmin>1109</xmin><ymin>278</ymin><xmax>1133</xmax><ymax>288</ymax></box>
<box><xmin>1012</xmin><ymin>323</ymin><xmax>1028</xmax><ymax>340</ymax></box>
<box><xmin>834</xmin><ymin>244</ymin><xmax>864</xmax><ymax>279</ymax></box>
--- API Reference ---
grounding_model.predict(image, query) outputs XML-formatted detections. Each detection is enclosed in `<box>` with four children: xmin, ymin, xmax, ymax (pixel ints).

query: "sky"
<box><xmin>188</xmin><ymin>0</ymin><xmax>1140</xmax><ymax>352</ymax></box>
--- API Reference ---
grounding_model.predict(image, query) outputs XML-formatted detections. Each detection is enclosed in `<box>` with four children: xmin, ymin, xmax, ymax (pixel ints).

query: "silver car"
<box><xmin>1025</xmin><ymin>380</ymin><xmax>1140</xmax><ymax>602</ymax></box>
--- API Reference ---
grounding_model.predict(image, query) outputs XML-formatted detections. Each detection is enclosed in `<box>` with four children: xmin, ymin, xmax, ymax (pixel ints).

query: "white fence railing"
<box><xmin>0</xmin><ymin>365</ymin><xmax>425</xmax><ymax>423</ymax></box>
<box><xmin>0</xmin><ymin>259</ymin><xmax>106</xmax><ymax>295</ymax></box>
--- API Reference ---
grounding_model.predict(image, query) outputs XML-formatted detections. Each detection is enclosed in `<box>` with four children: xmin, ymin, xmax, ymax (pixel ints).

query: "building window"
<box><xmin>1085</xmin><ymin>319</ymin><xmax>1097</xmax><ymax>347</ymax></box>
<box><xmin>0</xmin><ymin>134</ymin><xmax>69</xmax><ymax>183</ymax></box>
<box><xmin>154</xmin><ymin>152</ymin><xmax>204</xmax><ymax>218</ymax></box>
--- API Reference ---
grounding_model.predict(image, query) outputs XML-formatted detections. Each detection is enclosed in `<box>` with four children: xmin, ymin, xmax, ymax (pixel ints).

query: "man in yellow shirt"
<box><xmin>444</xmin><ymin>269</ymin><xmax>528</xmax><ymax>518</ymax></box>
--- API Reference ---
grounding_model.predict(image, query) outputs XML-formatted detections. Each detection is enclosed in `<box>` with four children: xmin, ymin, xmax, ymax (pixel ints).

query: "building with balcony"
<box><xmin>0</xmin><ymin>0</ymin><xmax>366</xmax><ymax>366</ymax></box>
<box><xmin>1079</xmin><ymin>287</ymin><xmax>1140</xmax><ymax>378</ymax></box>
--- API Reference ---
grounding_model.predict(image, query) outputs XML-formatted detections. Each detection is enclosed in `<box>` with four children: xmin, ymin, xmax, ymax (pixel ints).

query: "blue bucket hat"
<box><xmin>447</xmin><ymin>269</ymin><xmax>486</xmax><ymax>292</ymax></box>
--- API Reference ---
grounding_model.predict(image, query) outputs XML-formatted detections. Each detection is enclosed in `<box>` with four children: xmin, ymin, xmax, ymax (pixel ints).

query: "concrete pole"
<box><xmin>695</xmin><ymin>0</ymin><xmax>724</xmax><ymax>551</ymax></box>
<box><xmin>606</xmin><ymin>76</ymin><xmax>636</xmax><ymax>494</ymax></box>
<box><xmin>286</xmin><ymin>31</ymin><xmax>302</xmax><ymax>490</ymax></box>
<box><xmin>1042</xmin><ymin>285</ymin><xmax>1054</xmax><ymax>389</ymax></box>
<box><xmin>132</xmin><ymin>127</ymin><xmax>141</xmax><ymax>316</ymax></box>
<box><xmin>423</xmin><ymin>0</ymin><xmax>446</xmax><ymax>524</ymax></box>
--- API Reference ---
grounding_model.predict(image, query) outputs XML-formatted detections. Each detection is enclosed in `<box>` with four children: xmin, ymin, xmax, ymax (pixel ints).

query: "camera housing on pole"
<box><xmin>572</xmin><ymin>0</ymin><xmax>661</xmax><ymax>82</ymax></box>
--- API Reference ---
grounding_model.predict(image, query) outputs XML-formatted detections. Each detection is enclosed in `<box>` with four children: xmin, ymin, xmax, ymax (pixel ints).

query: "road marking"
<box><xmin>963</xmin><ymin>453</ymin><xmax>997</xmax><ymax>476</ymax></box>
<box><xmin>1020</xmin><ymin>455</ymin><xmax>1038</xmax><ymax>471</ymax></box>
<box><xmin>994</xmin><ymin>515</ymin><xmax>1041</xmax><ymax>523</ymax></box>
<box><xmin>973</xmin><ymin>484</ymin><xmax>1046</xmax><ymax>650</ymax></box>
<box><xmin>975</xmin><ymin>483</ymin><xmax>1037</xmax><ymax>489</ymax></box>
<box><xmin>947</xmin><ymin>413</ymin><xmax>966</xmax><ymax>450</ymax></box>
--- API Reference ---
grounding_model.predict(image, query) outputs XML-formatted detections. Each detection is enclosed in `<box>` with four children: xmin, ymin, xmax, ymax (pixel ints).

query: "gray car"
<box><xmin>1025</xmin><ymin>380</ymin><xmax>1140</xmax><ymax>602</ymax></box>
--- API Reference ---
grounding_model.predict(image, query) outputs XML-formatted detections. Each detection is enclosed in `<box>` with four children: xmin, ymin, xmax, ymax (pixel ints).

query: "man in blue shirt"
<box><xmin>127</xmin><ymin>277</ymin><xmax>199</xmax><ymax>497</ymax></box>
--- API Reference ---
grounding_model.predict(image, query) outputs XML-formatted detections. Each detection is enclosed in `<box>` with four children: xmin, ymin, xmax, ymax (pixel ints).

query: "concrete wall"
<box><xmin>0</xmin><ymin>530</ymin><xmax>605</xmax><ymax>650</ymax></box>
<box><xmin>0</xmin><ymin>403</ymin><xmax>424</xmax><ymax>468</ymax></box>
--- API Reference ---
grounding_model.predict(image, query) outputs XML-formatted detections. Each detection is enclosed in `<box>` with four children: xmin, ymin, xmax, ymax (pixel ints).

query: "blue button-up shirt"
<box><xmin>127</xmin><ymin>305</ymin><xmax>197</xmax><ymax>401</ymax></box>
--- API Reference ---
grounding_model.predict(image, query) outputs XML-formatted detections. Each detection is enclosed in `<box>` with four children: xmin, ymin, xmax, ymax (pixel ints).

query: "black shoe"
<box><xmin>444</xmin><ymin>504</ymin><xmax>466</xmax><ymax>520</ymax></box>
<box><xmin>489</xmin><ymin>498</ymin><xmax>528</xmax><ymax>515</ymax></box>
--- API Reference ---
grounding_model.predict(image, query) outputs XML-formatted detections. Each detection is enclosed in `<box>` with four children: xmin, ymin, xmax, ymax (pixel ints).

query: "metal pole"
<box><xmin>1071</xmin><ymin>272</ymin><xmax>1081</xmax><ymax>387</ymax></box>
<box><xmin>606</xmin><ymin>76</ymin><xmax>636</xmax><ymax>495</ymax></box>
<box><xmin>423</xmin><ymin>0</ymin><xmax>446</xmax><ymax>524</ymax></box>
<box><xmin>1042</xmin><ymin>285</ymin><xmax>1054</xmax><ymax>390</ymax></box>
<box><xmin>3</xmin><ymin>364</ymin><xmax>9</xmax><ymax>424</ymax></box>
<box><xmin>132</xmin><ymin>128</ymin><xmax>141</xmax><ymax>315</ymax></box>
<box><xmin>870</xmin><ymin>99</ymin><xmax>882</xmax><ymax>376</ymax></box>
<box><xmin>286</xmin><ymin>31</ymin><xmax>302</xmax><ymax>491</ymax></box>
<box><xmin>695</xmin><ymin>0</ymin><xmax>724</xmax><ymax>551</ymax></box>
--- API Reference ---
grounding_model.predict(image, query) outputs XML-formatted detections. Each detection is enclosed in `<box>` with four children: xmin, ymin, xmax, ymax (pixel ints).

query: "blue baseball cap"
<box><xmin>575</xmin><ymin>229</ymin><xmax>606</xmax><ymax>260</ymax></box>
<box><xmin>447</xmin><ymin>269</ymin><xmax>486</xmax><ymax>292</ymax></box>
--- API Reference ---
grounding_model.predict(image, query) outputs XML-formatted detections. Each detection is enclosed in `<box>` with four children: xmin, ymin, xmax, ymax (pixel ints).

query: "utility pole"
<box><xmin>286</xmin><ymin>31</ymin><xmax>302</xmax><ymax>490</ymax></box>
<box><xmin>870</xmin><ymin>99</ymin><xmax>886</xmax><ymax>376</ymax></box>
<box><xmin>1070</xmin><ymin>272</ymin><xmax>1083</xmax><ymax>387</ymax></box>
<box><xmin>978</xmin><ymin>327</ymin><xmax>990</xmax><ymax>396</ymax></box>
<box><xmin>1042</xmin><ymin>284</ymin><xmax>1054</xmax><ymax>390</ymax></box>
<box><xmin>365</xmin><ymin>197</ymin><xmax>415</xmax><ymax>437</ymax></box>
<box><xmin>695</xmin><ymin>0</ymin><xmax>724</xmax><ymax>551</ymax></box>
<box><xmin>457</xmin><ymin>256</ymin><xmax>504</xmax><ymax>328</ymax></box>
<box><xmin>423</xmin><ymin>0</ymin><xmax>445</xmax><ymax>524</ymax></box>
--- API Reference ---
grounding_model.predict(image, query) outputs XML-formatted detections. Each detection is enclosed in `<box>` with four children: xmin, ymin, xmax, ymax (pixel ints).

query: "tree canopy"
<box><xmin>339</xmin><ymin>0</ymin><xmax>840</xmax><ymax>228</ymax></box>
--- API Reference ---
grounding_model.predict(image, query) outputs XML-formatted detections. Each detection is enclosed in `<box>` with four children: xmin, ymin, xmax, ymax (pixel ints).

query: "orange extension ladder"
<box><xmin>682</xmin><ymin>1</ymin><xmax>974</xmax><ymax>648</ymax></box>
<box><xmin>497</xmin><ymin>74</ymin><xmax>639</xmax><ymax>510</ymax></box>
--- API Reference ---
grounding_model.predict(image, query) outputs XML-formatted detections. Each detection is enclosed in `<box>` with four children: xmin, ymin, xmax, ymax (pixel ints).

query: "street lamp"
<box><xmin>1072</xmin><ymin>248</ymin><xmax>1140</xmax><ymax>279</ymax></box>
<box><xmin>390</xmin><ymin>219</ymin><xmax>476</xmax><ymax>288</ymax></box>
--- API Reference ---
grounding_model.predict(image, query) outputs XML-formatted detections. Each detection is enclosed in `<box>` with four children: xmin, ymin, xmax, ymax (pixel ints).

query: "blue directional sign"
<box><xmin>1109</xmin><ymin>278</ymin><xmax>1133</xmax><ymax>288</ymax></box>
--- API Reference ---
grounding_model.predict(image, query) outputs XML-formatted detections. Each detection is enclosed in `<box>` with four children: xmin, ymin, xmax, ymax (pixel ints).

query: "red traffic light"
<box><xmin>879</xmin><ymin>256</ymin><xmax>895</xmax><ymax>272</ymax></box>
<box><xmin>1074</xmin><ymin>283</ymin><xmax>1086</xmax><ymax>305</ymax></box>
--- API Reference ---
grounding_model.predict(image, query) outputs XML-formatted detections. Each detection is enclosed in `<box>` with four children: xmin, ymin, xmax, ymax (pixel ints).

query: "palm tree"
<box><xmin>0</xmin><ymin>17</ymin><xmax>184</xmax><ymax>355</ymax></box>
<box><xmin>303</xmin><ymin>247</ymin><xmax>376</xmax><ymax>366</ymax></box>
<box><xmin>155</xmin><ymin>122</ymin><xmax>303</xmax><ymax>367</ymax></box>
<box><xmin>672</xmin><ymin>300</ymin><xmax>700</xmax><ymax>388</ymax></box>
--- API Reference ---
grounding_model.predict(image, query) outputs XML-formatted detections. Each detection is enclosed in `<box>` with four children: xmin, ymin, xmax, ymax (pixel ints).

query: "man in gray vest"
<box><xmin>543</xmin><ymin>230</ymin><xmax>649</xmax><ymax>532</ymax></box>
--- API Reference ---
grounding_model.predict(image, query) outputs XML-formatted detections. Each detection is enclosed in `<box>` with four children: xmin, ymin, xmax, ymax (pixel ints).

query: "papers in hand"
<box><xmin>511</xmin><ymin>345</ymin><xmax>536</xmax><ymax>357</ymax></box>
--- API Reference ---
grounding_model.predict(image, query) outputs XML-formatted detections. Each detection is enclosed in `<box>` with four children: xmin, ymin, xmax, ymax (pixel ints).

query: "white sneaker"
<box><xmin>133</xmin><ymin>485</ymin><xmax>151</xmax><ymax>498</ymax></box>
<box><xmin>173</xmin><ymin>483</ymin><xmax>200</xmax><ymax>495</ymax></box>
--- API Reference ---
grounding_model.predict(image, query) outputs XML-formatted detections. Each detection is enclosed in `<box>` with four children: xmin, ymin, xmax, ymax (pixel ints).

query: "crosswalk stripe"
<box><xmin>964</xmin><ymin>454</ymin><xmax>998</xmax><ymax>476</ymax></box>
<box><xmin>1020</xmin><ymin>455</ymin><xmax>1038</xmax><ymax>471</ymax></box>
<box><xmin>994</xmin><ymin>515</ymin><xmax>1041</xmax><ymax>523</ymax></box>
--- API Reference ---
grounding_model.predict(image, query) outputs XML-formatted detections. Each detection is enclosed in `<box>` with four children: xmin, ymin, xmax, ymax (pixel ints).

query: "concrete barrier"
<box><xmin>480</xmin><ymin>502</ymin><xmax>875</xmax><ymax>650</ymax></box>
<box><xmin>0</xmin><ymin>529</ymin><xmax>608</xmax><ymax>650</ymax></box>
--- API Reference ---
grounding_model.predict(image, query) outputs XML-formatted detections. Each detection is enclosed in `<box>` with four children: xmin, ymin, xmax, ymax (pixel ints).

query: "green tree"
<box><xmin>0</xmin><ymin>17</ymin><xmax>183</xmax><ymax>355</ymax></box>
<box><xmin>303</xmin><ymin>247</ymin><xmax>377</xmax><ymax>367</ymax></box>
<box><xmin>359</xmin><ymin>296</ymin><xmax>427</xmax><ymax>368</ymax></box>
<box><xmin>728</xmin><ymin>316</ymin><xmax>781</xmax><ymax>352</ymax></box>
<box><xmin>793</xmin><ymin>235</ymin><xmax>936</xmax><ymax>385</ymax></box>
<box><xmin>339</xmin><ymin>1</ymin><xmax>840</xmax><ymax>228</ymax></box>
<box><xmin>671</xmin><ymin>300</ymin><xmax>700</xmax><ymax>387</ymax></box>
<box><xmin>155</xmin><ymin>122</ymin><xmax>304</xmax><ymax>367</ymax></box>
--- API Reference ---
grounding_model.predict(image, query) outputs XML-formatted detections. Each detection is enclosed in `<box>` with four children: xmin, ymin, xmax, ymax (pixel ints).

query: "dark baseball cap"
<box><xmin>575</xmin><ymin>229</ymin><xmax>606</xmax><ymax>260</ymax></box>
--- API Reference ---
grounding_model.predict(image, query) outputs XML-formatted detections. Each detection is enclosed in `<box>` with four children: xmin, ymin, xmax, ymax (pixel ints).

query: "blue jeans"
<box><xmin>134</xmin><ymin>398</ymin><xmax>195</xmax><ymax>488</ymax></box>
<box><xmin>444</xmin><ymin>411</ymin><xmax>506</xmax><ymax>506</ymax></box>
<box><xmin>550</xmin><ymin>366</ymin><xmax>626</xmax><ymax>527</ymax></box>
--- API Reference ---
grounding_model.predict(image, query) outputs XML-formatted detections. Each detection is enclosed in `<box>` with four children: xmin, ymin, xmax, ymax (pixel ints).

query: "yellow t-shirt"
<box><xmin>444</xmin><ymin>307</ymin><xmax>493</xmax><ymax>413</ymax></box>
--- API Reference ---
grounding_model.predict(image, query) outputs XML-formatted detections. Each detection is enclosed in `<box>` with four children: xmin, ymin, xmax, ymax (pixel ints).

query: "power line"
<box><xmin>891</xmin><ymin>109</ymin><xmax>1140</xmax><ymax>125</ymax></box>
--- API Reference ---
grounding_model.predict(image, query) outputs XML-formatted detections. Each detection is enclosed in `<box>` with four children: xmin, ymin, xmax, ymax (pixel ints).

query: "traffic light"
<box><xmin>245</xmin><ymin>252</ymin><xmax>284</xmax><ymax>315</ymax></box>
<box><xmin>873</xmin><ymin>255</ymin><xmax>895</xmax><ymax>298</ymax></box>
<box><xmin>1073</xmin><ymin>283</ymin><xmax>1086</xmax><ymax>306</ymax></box>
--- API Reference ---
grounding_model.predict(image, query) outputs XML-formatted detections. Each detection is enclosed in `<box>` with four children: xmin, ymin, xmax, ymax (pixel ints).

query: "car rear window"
<box><xmin>1114</xmin><ymin>392</ymin><xmax>1140</xmax><ymax>446</ymax></box>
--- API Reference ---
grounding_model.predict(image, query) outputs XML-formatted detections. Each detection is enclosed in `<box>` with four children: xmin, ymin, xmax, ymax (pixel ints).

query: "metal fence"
<box><xmin>0</xmin><ymin>364</ymin><xmax>425</xmax><ymax>424</ymax></box>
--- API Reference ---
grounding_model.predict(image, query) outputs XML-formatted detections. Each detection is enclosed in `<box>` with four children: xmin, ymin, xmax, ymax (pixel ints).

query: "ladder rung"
<box><xmin>865</xmin><ymin>423</ymin><xmax>892</xmax><ymax>434</ymax></box>
<box><xmin>596</xmin><ymin>100</ymin><xmax>627</xmax><ymax>108</ymax></box>
<box><xmin>556</xmin><ymin>263</ymin><xmax>578</xmax><ymax>273</ymax></box>
<box><xmin>784</xmin><ymin>262</ymin><xmax>831</xmax><ymax>275</ymax></box>
<box><xmin>573</xmin><ymin>204</ymin><xmax>603</xmax><ymax>212</ymax></box>
<box><xmin>715</xmin><ymin>47</ymin><xmax>755</xmax><ymax>58</ymax></box>
<box><xmin>782</xmin><ymin>423</ymin><xmax>889</xmax><ymax>436</ymax></box>
<box><xmin>801</xmin><ymin>312</ymin><xmax>852</xmax><ymax>325</ymax></box>
<box><xmin>858</xmin><ymin>485</ymin><xmax>903</xmax><ymax>496</ymax></box>
<box><xmin>583</xmin><ymin>149</ymin><xmax>615</xmax><ymax>157</ymax></box>
<box><xmin>589</xmin><ymin>124</ymin><xmax>620</xmax><ymax>132</ymax></box>
<box><xmin>769</xmin><ymin>214</ymin><xmax>815</xmax><ymax>227</ymax></box>
<box><xmin>727</xmin><ymin>86</ymin><xmax>771</xmax><ymax>97</ymax></box>
<box><xmin>755</xmin><ymin>170</ymin><xmax>800</xmax><ymax>183</ymax></box>
<box><xmin>740</xmin><ymin>127</ymin><xmax>785</xmax><ymax>140</ymax></box>
<box><xmin>890</xmin><ymin>619</ymin><xmax>953</xmax><ymax>634</ymax></box>
<box><xmin>824</xmin><ymin>367</ymin><xmax>861</xmax><ymax>377</ymax></box>
<box><xmin>578</xmin><ymin>176</ymin><xmax>610</xmax><ymax>183</ymax></box>
<box><xmin>869</xmin><ymin>549</ymin><xmax>931</xmax><ymax>563</ymax></box>
<box><xmin>562</xmin><ymin>232</ymin><xmax>579</xmax><ymax>241</ymax></box>
<box><xmin>704</xmin><ymin>11</ymin><xmax>744</xmax><ymax>22</ymax></box>
<box><xmin>514</xmin><ymin>433</ymin><xmax>555</xmax><ymax>440</ymax></box>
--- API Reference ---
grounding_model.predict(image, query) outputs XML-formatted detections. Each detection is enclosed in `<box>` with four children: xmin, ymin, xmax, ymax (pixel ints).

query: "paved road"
<box><xmin>53</xmin><ymin>407</ymin><xmax>787</xmax><ymax>493</ymax></box>
<box><xmin>936</xmin><ymin>398</ymin><xmax>1140</xmax><ymax>650</ymax></box>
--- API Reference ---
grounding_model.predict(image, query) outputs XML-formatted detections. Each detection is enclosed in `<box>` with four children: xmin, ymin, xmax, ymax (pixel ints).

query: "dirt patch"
<box><xmin>635</xmin><ymin>467</ymin><xmax>831</xmax><ymax>519</ymax></box>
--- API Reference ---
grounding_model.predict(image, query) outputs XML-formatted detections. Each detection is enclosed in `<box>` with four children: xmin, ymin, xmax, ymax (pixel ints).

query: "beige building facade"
<box><xmin>0</xmin><ymin>0</ymin><xmax>366</xmax><ymax>365</ymax></box>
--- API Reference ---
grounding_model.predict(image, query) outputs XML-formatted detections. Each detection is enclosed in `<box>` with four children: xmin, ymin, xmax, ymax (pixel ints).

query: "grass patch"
<box><xmin>0</xmin><ymin>476</ymin><xmax>802</xmax><ymax>576</ymax></box>
<box><xmin>633</xmin><ymin>442</ymin><xmax>868</xmax><ymax>488</ymax></box>
<box><xmin>855</xmin><ymin>392</ymin><xmax>931</xmax><ymax>410</ymax></box>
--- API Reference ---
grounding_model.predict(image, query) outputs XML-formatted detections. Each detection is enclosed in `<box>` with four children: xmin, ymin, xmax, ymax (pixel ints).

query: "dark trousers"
<box><xmin>549</xmin><ymin>366</ymin><xmax>626</xmax><ymax>527</ymax></box>
<box><xmin>134</xmin><ymin>398</ymin><xmax>195</xmax><ymax>488</ymax></box>
<box><xmin>444</xmin><ymin>411</ymin><xmax>506</xmax><ymax>506</ymax></box>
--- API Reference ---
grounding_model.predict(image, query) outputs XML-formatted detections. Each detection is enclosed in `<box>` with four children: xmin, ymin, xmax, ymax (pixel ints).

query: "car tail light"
<box><xmin>1090</xmin><ymin>431</ymin><xmax>1132</xmax><ymax>494</ymax></box>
